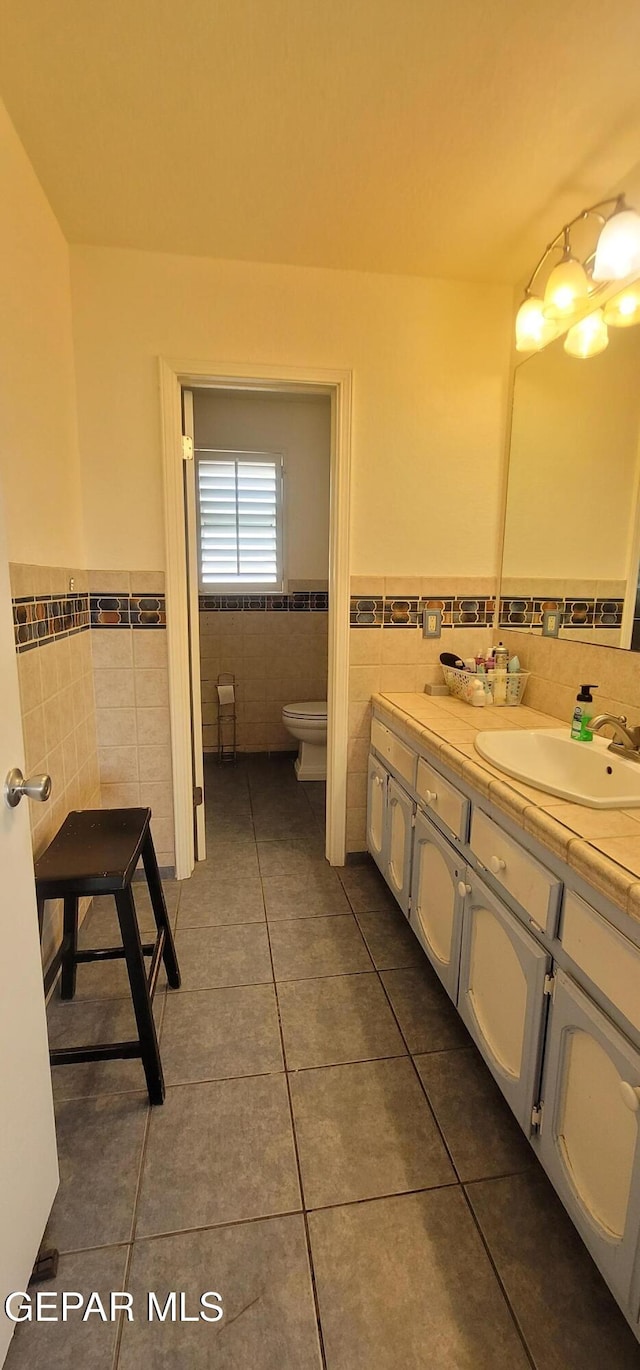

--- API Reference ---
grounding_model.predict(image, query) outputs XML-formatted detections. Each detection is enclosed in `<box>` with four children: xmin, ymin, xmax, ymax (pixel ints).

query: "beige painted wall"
<box><xmin>0</xmin><ymin>99</ymin><xmax>85</xmax><ymax>567</ymax></box>
<box><xmin>70</xmin><ymin>247</ymin><xmax>513</xmax><ymax>576</ymax></box>
<box><xmin>193</xmin><ymin>389</ymin><xmax>331</xmax><ymax>584</ymax></box>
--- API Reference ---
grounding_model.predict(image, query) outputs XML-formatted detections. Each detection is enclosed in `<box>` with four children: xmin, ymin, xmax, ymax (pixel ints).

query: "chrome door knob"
<box><xmin>4</xmin><ymin>768</ymin><xmax>52</xmax><ymax>809</ymax></box>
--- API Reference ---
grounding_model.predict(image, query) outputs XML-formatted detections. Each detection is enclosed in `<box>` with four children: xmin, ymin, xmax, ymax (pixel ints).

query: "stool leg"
<box><xmin>60</xmin><ymin>896</ymin><xmax>78</xmax><ymax>1001</ymax></box>
<box><xmin>141</xmin><ymin>832</ymin><xmax>181</xmax><ymax>990</ymax></box>
<box><xmin>115</xmin><ymin>887</ymin><xmax>165</xmax><ymax>1106</ymax></box>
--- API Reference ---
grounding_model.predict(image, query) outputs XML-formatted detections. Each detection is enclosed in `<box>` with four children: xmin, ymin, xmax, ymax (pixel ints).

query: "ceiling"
<box><xmin>2</xmin><ymin>0</ymin><xmax>640</xmax><ymax>283</ymax></box>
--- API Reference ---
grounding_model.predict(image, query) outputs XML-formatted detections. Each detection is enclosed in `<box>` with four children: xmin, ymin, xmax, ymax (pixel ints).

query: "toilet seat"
<box><xmin>282</xmin><ymin>700</ymin><xmax>327</xmax><ymax>722</ymax></box>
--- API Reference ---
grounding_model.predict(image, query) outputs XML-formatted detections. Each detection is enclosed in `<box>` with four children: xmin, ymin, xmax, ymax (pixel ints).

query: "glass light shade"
<box><xmin>515</xmin><ymin>296</ymin><xmax>559</xmax><ymax>351</ymax></box>
<box><xmin>564</xmin><ymin>309</ymin><xmax>609</xmax><ymax>358</ymax></box>
<box><xmin>603</xmin><ymin>285</ymin><xmax>640</xmax><ymax>327</ymax></box>
<box><xmin>592</xmin><ymin>209</ymin><xmax>640</xmax><ymax>282</ymax></box>
<box><xmin>543</xmin><ymin>256</ymin><xmax>589</xmax><ymax>319</ymax></box>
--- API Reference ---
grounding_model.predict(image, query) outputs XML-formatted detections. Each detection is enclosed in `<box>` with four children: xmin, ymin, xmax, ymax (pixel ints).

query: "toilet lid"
<box><xmin>282</xmin><ymin>700</ymin><xmax>327</xmax><ymax>720</ymax></box>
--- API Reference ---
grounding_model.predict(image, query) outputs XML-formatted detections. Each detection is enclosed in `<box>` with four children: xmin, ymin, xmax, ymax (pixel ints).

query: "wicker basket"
<box><xmin>441</xmin><ymin>664</ymin><xmax>530</xmax><ymax>707</ymax></box>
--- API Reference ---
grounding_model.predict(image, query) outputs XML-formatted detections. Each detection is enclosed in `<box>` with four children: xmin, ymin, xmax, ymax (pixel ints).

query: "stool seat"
<box><xmin>35</xmin><ymin>808</ymin><xmax>152</xmax><ymax>896</ymax></box>
<box><xmin>36</xmin><ymin>807</ymin><xmax>181</xmax><ymax>1105</ymax></box>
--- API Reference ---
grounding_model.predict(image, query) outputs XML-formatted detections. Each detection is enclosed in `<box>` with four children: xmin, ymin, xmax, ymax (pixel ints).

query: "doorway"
<box><xmin>187</xmin><ymin>386</ymin><xmax>331</xmax><ymax>851</ymax></box>
<box><xmin>158</xmin><ymin>360</ymin><xmax>352</xmax><ymax>880</ymax></box>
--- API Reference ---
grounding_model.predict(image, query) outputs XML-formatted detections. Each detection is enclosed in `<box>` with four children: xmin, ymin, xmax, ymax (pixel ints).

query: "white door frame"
<box><xmin>158</xmin><ymin>358</ymin><xmax>353</xmax><ymax>879</ymax></box>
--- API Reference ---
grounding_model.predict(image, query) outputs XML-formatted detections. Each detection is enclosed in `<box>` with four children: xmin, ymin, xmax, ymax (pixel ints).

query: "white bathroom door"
<box><xmin>0</xmin><ymin>487</ymin><xmax>58</xmax><ymax>1365</ymax></box>
<box><xmin>182</xmin><ymin>389</ymin><xmax>206</xmax><ymax>862</ymax></box>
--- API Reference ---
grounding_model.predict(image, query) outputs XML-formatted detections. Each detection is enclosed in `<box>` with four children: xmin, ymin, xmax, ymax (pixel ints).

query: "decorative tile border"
<box><xmin>199</xmin><ymin>591</ymin><xmax>328</xmax><ymax>613</ymax></box>
<box><xmin>350</xmin><ymin>596</ymin><xmax>384</xmax><ymax>627</ymax></box>
<box><xmin>499</xmin><ymin>596</ymin><xmax>624</xmax><ymax>630</ymax></box>
<box><xmin>350</xmin><ymin>593</ymin><xmax>495</xmax><ymax>629</ymax></box>
<box><xmin>90</xmin><ymin>594</ymin><xmax>166</xmax><ymax>629</ymax></box>
<box><xmin>13</xmin><ymin>594</ymin><xmax>90</xmax><ymax>653</ymax></box>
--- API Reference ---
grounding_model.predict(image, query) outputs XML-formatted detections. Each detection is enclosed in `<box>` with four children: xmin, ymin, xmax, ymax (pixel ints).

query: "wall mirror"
<box><xmin>500</xmin><ymin>300</ymin><xmax>640</xmax><ymax>651</ymax></box>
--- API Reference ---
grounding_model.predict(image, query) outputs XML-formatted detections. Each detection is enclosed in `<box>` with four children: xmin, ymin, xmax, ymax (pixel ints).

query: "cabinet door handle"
<box><xmin>620</xmin><ymin>1081</ymin><xmax>640</xmax><ymax>1112</ymax></box>
<box><xmin>424</xmin><ymin>789</ymin><xmax>438</xmax><ymax>805</ymax></box>
<box><xmin>489</xmin><ymin>855</ymin><xmax>507</xmax><ymax>875</ymax></box>
<box><xmin>458</xmin><ymin>881</ymin><xmax>471</xmax><ymax>898</ymax></box>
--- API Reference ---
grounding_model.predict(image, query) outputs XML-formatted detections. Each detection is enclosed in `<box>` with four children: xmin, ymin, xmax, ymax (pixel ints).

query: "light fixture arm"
<box><xmin>523</xmin><ymin>195</ymin><xmax>626</xmax><ymax>298</ymax></box>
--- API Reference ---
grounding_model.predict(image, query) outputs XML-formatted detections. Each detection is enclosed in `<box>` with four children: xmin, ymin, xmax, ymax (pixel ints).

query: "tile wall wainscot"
<box><xmin>89</xmin><ymin>570</ymin><xmax>174</xmax><ymax>870</ymax></box>
<box><xmin>346</xmin><ymin>577</ymin><xmax>496</xmax><ymax>852</ymax></box>
<box><xmin>199</xmin><ymin>588</ymin><xmax>328</xmax><ymax>754</ymax></box>
<box><xmin>10</xmin><ymin>562</ymin><xmax>100</xmax><ymax>967</ymax></box>
<box><xmin>499</xmin><ymin>629</ymin><xmax>640</xmax><ymax>733</ymax></box>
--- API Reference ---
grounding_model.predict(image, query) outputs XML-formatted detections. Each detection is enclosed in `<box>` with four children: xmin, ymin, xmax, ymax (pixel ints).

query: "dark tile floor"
<box><xmin>6</xmin><ymin>754</ymin><xmax>640</xmax><ymax>1368</ymax></box>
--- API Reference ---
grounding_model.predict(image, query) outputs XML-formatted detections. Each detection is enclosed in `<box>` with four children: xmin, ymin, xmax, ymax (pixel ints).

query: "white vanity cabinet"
<box><xmin>536</xmin><ymin>970</ymin><xmax>640</xmax><ymax>1313</ymax></box>
<box><xmin>366</xmin><ymin>753</ymin><xmax>414</xmax><ymax>913</ymax></box>
<box><xmin>386</xmin><ymin>776</ymin><xmax>414</xmax><ymax>914</ymax></box>
<box><xmin>367</xmin><ymin>753</ymin><xmax>388</xmax><ymax>873</ymax></box>
<box><xmin>458</xmin><ymin>871</ymin><xmax>552</xmax><ymax>1131</ymax></box>
<box><xmin>410</xmin><ymin>809</ymin><xmax>465</xmax><ymax>1001</ymax></box>
<box><xmin>366</xmin><ymin>708</ymin><xmax>640</xmax><ymax>1338</ymax></box>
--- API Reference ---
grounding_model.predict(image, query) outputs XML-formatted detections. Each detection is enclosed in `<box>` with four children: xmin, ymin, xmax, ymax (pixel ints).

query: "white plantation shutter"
<box><xmin>196</xmin><ymin>452</ymin><xmax>283</xmax><ymax>589</ymax></box>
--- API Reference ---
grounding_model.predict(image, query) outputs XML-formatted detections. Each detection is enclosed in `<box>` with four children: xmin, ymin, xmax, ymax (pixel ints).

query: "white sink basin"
<box><xmin>474</xmin><ymin>728</ymin><xmax>640</xmax><ymax>808</ymax></box>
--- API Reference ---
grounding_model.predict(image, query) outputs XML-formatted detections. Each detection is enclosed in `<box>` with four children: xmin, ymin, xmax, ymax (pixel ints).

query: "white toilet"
<box><xmin>282</xmin><ymin>700</ymin><xmax>328</xmax><ymax>780</ymax></box>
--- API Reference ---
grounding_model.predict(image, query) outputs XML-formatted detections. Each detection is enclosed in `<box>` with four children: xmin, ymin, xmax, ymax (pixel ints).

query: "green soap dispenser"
<box><xmin>570</xmin><ymin>684</ymin><xmax>598</xmax><ymax>741</ymax></box>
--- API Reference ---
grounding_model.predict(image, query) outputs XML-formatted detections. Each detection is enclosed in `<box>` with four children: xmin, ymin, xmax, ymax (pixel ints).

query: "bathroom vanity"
<box><xmin>367</xmin><ymin>691</ymin><xmax>640</xmax><ymax>1339</ymax></box>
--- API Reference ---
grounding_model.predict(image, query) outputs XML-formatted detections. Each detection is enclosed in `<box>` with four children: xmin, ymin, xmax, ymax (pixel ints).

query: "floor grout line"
<box><xmin>370</xmin><ymin>911</ymin><xmax>539</xmax><ymax>1369</ymax></box>
<box><xmin>247</xmin><ymin>769</ymin><xmax>329</xmax><ymax>1370</ymax></box>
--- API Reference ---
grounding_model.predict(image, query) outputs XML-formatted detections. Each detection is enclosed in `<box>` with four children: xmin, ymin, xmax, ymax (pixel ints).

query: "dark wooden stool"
<box><xmin>35</xmin><ymin>808</ymin><xmax>181</xmax><ymax>1105</ymax></box>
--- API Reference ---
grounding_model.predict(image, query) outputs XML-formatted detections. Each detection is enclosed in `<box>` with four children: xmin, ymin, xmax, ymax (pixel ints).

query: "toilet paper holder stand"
<box><xmin>216</xmin><ymin>673</ymin><xmax>237</xmax><ymax>763</ymax></box>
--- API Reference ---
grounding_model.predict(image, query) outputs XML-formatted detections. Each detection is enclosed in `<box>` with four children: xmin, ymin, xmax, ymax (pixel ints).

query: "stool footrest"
<box><xmin>76</xmin><ymin>942</ymin><xmax>156</xmax><ymax>964</ymax></box>
<box><xmin>50</xmin><ymin>1039</ymin><xmax>141</xmax><ymax>1067</ymax></box>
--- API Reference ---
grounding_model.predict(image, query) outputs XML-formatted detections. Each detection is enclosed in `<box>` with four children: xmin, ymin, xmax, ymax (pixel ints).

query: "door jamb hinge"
<box><xmin>411</xmin><ymin>812</ymin><xmax>416</xmax><ymax>828</ymax></box>
<box><xmin>531</xmin><ymin>1102</ymin><xmax>544</xmax><ymax>1131</ymax></box>
<box><xmin>182</xmin><ymin>434</ymin><xmax>194</xmax><ymax>461</ymax></box>
<box><xmin>193</xmin><ymin>785</ymin><xmax>203</xmax><ymax>808</ymax></box>
<box><xmin>543</xmin><ymin>973</ymin><xmax>555</xmax><ymax>998</ymax></box>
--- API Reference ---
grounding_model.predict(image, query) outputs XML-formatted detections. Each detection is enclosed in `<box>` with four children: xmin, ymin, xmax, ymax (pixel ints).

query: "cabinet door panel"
<box><xmin>459</xmin><ymin>872</ymin><xmax>550</xmax><ymax>1131</ymax></box>
<box><xmin>410</xmin><ymin>808</ymin><xmax>464</xmax><ymax>1000</ymax></box>
<box><xmin>385</xmin><ymin>776</ymin><xmax>414</xmax><ymax>915</ymax></box>
<box><xmin>367</xmin><ymin>754</ymin><xmax>388</xmax><ymax>873</ymax></box>
<box><xmin>536</xmin><ymin>969</ymin><xmax>640</xmax><ymax>1311</ymax></box>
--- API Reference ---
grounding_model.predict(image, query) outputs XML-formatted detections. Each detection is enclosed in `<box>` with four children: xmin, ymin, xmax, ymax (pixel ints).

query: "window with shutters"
<box><xmin>196</xmin><ymin>451</ymin><xmax>284</xmax><ymax>591</ymax></box>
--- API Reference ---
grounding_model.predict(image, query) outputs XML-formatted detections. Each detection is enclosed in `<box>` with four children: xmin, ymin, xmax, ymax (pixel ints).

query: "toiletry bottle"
<box><xmin>570</xmin><ymin>685</ymin><xmax>598</xmax><ymax>741</ymax></box>
<box><xmin>493</xmin><ymin>643</ymin><xmax>509</xmax><ymax>670</ymax></box>
<box><xmin>492</xmin><ymin>642</ymin><xmax>508</xmax><ymax>705</ymax></box>
<box><xmin>506</xmin><ymin>655</ymin><xmax>521</xmax><ymax>705</ymax></box>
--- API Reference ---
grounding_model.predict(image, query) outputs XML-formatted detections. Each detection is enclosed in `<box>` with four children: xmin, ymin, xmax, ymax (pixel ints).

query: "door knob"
<box><xmin>458</xmin><ymin>881</ymin><xmax>472</xmax><ymax>898</ymax></box>
<box><xmin>424</xmin><ymin>789</ymin><xmax>438</xmax><ymax>805</ymax></box>
<box><xmin>4</xmin><ymin>768</ymin><xmax>52</xmax><ymax>809</ymax></box>
<box><xmin>620</xmin><ymin>1081</ymin><xmax>640</xmax><ymax>1113</ymax></box>
<box><xmin>490</xmin><ymin>855</ymin><xmax>507</xmax><ymax>874</ymax></box>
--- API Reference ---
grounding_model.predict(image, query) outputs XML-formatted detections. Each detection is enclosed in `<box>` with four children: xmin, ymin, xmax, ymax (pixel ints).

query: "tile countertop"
<box><xmin>372</xmin><ymin>691</ymin><xmax>640</xmax><ymax>925</ymax></box>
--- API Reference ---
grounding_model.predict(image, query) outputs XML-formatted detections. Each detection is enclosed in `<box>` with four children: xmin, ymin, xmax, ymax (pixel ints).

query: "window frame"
<box><xmin>195</xmin><ymin>448</ymin><xmax>285</xmax><ymax>594</ymax></box>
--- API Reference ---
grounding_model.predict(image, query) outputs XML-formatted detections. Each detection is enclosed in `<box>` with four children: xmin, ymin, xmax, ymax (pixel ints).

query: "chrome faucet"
<box><xmin>589</xmin><ymin>714</ymin><xmax>640</xmax><ymax>763</ymax></box>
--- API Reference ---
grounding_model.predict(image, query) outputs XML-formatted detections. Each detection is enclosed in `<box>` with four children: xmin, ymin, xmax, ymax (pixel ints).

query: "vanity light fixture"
<box><xmin>514</xmin><ymin>296</ymin><xmax>560</xmax><ymax>352</ymax></box>
<box><xmin>592</xmin><ymin>207</ymin><xmax>640</xmax><ymax>281</ymax></box>
<box><xmin>542</xmin><ymin>231</ymin><xmax>589</xmax><ymax>320</ymax></box>
<box><xmin>564</xmin><ymin>308</ymin><xmax>609</xmax><ymax>359</ymax></box>
<box><xmin>515</xmin><ymin>195</ymin><xmax>640</xmax><ymax>355</ymax></box>
<box><xmin>603</xmin><ymin>284</ymin><xmax>640</xmax><ymax>328</ymax></box>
